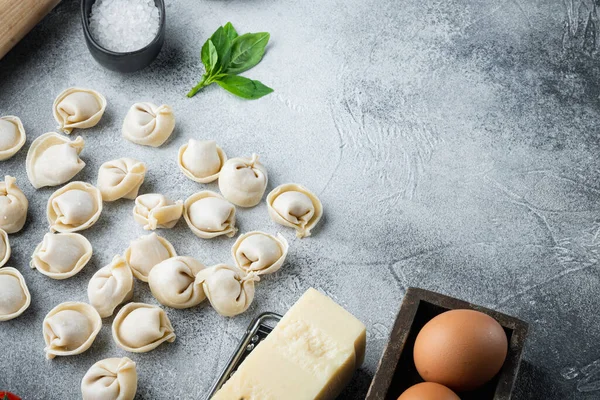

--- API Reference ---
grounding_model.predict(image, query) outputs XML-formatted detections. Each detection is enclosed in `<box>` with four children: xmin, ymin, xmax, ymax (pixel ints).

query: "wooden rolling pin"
<box><xmin>0</xmin><ymin>0</ymin><xmax>61</xmax><ymax>60</ymax></box>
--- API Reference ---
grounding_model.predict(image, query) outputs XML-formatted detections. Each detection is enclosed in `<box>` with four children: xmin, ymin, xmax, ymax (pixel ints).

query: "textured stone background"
<box><xmin>1</xmin><ymin>0</ymin><xmax>600</xmax><ymax>398</ymax></box>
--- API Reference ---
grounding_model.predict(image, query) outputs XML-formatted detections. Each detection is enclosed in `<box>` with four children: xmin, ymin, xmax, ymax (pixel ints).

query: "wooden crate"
<box><xmin>366</xmin><ymin>287</ymin><xmax>529</xmax><ymax>400</ymax></box>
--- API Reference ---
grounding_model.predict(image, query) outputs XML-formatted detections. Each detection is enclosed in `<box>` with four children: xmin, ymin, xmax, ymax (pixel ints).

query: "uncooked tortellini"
<box><xmin>43</xmin><ymin>302</ymin><xmax>102</xmax><ymax>359</ymax></box>
<box><xmin>0</xmin><ymin>175</ymin><xmax>28</xmax><ymax>233</ymax></box>
<box><xmin>0</xmin><ymin>267</ymin><xmax>31</xmax><ymax>321</ymax></box>
<box><xmin>122</xmin><ymin>102</ymin><xmax>175</xmax><ymax>147</ymax></box>
<box><xmin>112</xmin><ymin>302</ymin><xmax>175</xmax><ymax>353</ymax></box>
<box><xmin>133</xmin><ymin>193</ymin><xmax>183</xmax><ymax>230</ymax></box>
<box><xmin>267</xmin><ymin>183</ymin><xmax>323</xmax><ymax>238</ymax></box>
<box><xmin>0</xmin><ymin>116</ymin><xmax>26</xmax><ymax>161</ymax></box>
<box><xmin>53</xmin><ymin>87</ymin><xmax>107</xmax><ymax>134</ymax></box>
<box><xmin>26</xmin><ymin>132</ymin><xmax>85</xmax><ymax>189</ymax></box>
<box><xmin>124</xmin><ymin>232</ymin><xmax>176</xmax><ymax>282</ymax></box>
<box><xmin>88</xmin><ymin>255</ymin><xmax>134</xmax><ymax>318</ymax></box>
<box><xmin>31</xmin><ymin>232</ymin><xmax>92</xmax><ymax>279</ymax></box>
<box><xmin>148</xmin><ymin>256</ymin><xmax>206</xmax><ymax>309</ymax></box>
<box><xmin>183</xmin><ymin>191</ymin><xmax>237</xmax><ymax>239</ymax></box>
<box><xmin>47</xmin><ymin>182</ymin><xmax>103</xmax><ymax>232</ymax></box>
<box><xmin>97</xmin><ymin>158</ymin><xmax>147</xmax><ymax>201</ymax></box>
<box><xmin>232</xmin><ymin>231</ymin><xmax>289</xmax><ymax>275</ymax></box>
<box><xmin>0</xmin><ymin>229</ymin><xmax>10</xmax><ymax>268</ymax></box>
<box><xmin>218</xmin><ymin>154</ymin><xmax>268</xmax><ymax>207</ymax></box>
<box><xmin>195</xmin><ymin>264</ymin><xmax>259</xmax><ymax>317</ymax></box>
<box><xmin>81</xmin><ymin>357</ymin><xmax>138</xmax><ymax>400</ymax></box>
<box><xmin>178</xmin><ymin>139</ymin><xmax>227</xmax><ymax>183</ymax></box>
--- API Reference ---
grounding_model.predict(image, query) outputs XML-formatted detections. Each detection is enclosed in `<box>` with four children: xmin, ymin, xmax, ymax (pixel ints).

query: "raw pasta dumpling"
<box><xmin>81</xmin><ymin>357</ymin><xmax>138</xmax><ymax>400</ymax></box>
<box><xmin>112</xmin><ymin>302</ymin><xmax>175</xmax><ymax>353</ymax></box>
<box><xmin>0</xmin><ymin>228</ymin><xmax>10</xmax><ymax>268</ymax></box>
<box><xmin>195</xmin><ymin>264</ymin><xmax>259</xmax><ymax>317</ymax></box>
<box><xmin>47</xmin><ymin>182</ymin><xmax>103</xmax><ymax>232</ymax></box>
<box><xmin>183</xmin><ymin>191</ymin><xmax>237</xmax><ymax>239</ymax></box>
<box><xmin>267</xmin><ymin>183</ymin><xmax>323</xmax><ymax>238</ymax></box>
<box><xmin>53</xmin><ymin>87</ymin><xmax>106</xmax><ymax>134</ymax></box>
<box><xmin>88</xmin><ymin>255</ymin><xmax>134</xmax><ymax>318</ymax></box>
<box><xmin>43</xmin><ymin>302</ymin><xmax>101</xmax><ymax>359</ymax></box>
<box><xmin>26</xmin><ymin>132</ymin><xmax>85</xmax><ymax>189</ymax></box>
<box><xmin>148</xmin><ymin>256</ymin><xmax>206</xmax><ymax>309</ymax></box>
<box><xmin>0</xmin><ymin>175</ymin><xmax>28</xmax><ymax>233</ymax></box>
<box><xmin>124</xmin><ymin>233</ymin><xmax>176</xmax><ymax>282</ymax></box>
<box><xmin>31</xmin><ymin>232</ymin><xmax>92</xmax><ymax>279</ymax></box>
<box><xmin>0</xmin><ymin>116</ymin><xmax>26</xmax><ymax>161</ymax></box>
<box><xmin>0</xmin><ymin>267</ymin><xmax>31</xmax><ymax>321</ymax></box>
<box><xmin>218</xmin><ymin>154</ymin><xmax>268</xmax><ymax>207</ymax></box>
<box><xmin>178</xmin><ymin>139</ymin><xmax>227</xmax><ymax>183</ymax></box>
<box><xmin>122</xmin><ymin>102</ymin><xmax>175</xmax><ymax>147</ymax></box>
<box><xmin>232</xmin><ymin>231</ymin><xmax>289</xmax><ymax>275</ymax></box>
<box><xmin>133</xmin><ymin>193</ymin><xmax>183</xmax><ymax>230</ymax></box>
<box><xmin>97</xmin><ymin>158</ymin><xmax>147</xmax><ymax>201</ymax></box>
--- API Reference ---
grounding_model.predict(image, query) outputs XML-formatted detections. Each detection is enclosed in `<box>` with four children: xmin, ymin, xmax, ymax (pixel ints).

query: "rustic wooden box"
<box><xmin>366</xmin><ymin>287</ymin><xmax>529</xmax><ymax>400</ymax></box>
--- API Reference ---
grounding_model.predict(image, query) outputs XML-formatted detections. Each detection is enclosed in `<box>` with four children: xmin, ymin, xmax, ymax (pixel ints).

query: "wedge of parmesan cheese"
<box><xmin>212</xmin><ymin>288</ymin><xmax>366</xmax><ymax>400</ymax></box>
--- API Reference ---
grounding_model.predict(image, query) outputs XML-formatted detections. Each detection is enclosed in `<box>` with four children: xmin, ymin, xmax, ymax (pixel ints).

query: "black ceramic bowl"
<box><xmin>81</xmin><ymin>0</ymin><xmax>165</xmax><ymax>72</ymax></box>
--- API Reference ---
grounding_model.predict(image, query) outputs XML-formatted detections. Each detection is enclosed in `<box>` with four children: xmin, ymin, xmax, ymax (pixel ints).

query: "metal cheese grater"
<box><xmin>205</xmin><ymin>312</ymin><xmax>282</xmax><ymax>400</ymax></box>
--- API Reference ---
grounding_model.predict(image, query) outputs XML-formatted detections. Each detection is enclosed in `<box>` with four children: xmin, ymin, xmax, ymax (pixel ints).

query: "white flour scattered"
<box><xmin>89</xmin><ymin>0</ymin><xmax>160</xmax><ymax>52</ymax></box>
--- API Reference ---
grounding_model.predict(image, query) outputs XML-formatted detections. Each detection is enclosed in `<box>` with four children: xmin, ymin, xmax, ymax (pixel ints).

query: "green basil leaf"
<box><xmin>226</xmin><ymin>32</ymin><xmax>270</xmax><ymax>75</ymax></box>
<box><xmin>201</xmin><ymin>39</ymin><xmax>219</xmax><ymax>73</ymax></box>
<box><xmin>210</xmin><ymin>26</ymin><xmax>232</xmax><ymax>72</ymax></box>
<box><xmin>215</xmin><ymin>75</ymin><xmax>273</xmax><ymax>99</ymax></box>
<box><xmin>200</xmin><ymin>40</ymin><xmax>211</xmax><ymax>72</ymax></box>
<box><xmin>208</xmin><ymin>40</ymin><xmax>218</xmax><ymax>71</ymax></box>
<box><xmin>224</xmin><ymin>22</ymin><xmax>238</xmax><ymax>41</ymax></box>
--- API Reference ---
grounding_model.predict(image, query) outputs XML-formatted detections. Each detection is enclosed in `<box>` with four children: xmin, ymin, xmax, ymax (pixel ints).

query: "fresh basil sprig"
<box><xmin>187</xmin><ymin>22</ymin><xmax>273</xmax><ymax>100</ymax></box>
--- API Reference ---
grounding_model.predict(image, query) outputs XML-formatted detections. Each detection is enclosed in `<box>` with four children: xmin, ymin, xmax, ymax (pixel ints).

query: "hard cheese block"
<box><xmin>213</xmin><ymin>288</ymin><xmax>367</xmax><ymax>400</ymax></box>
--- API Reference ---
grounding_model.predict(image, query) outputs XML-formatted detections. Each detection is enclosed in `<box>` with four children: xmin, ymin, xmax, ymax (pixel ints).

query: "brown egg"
<box><xmin>413</xmin><ymin>309</ymin><xmax>508</xmax><ymax>391</ymax></box>
<box><xmin>397</xmin><ymin>382</ymin><xmax>461</xmax><ymax>400</ymax></box>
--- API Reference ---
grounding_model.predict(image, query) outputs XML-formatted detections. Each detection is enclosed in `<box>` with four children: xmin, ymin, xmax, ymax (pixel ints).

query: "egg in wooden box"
<box><xmin>413</xmin><ymin>309</ymin><xmax>508</xmax><ymax>392</ymax></box>
<box><xmin>397</xmin><ymin>382</ymin><xmax>460</xmax><ymax>400</ymax></box>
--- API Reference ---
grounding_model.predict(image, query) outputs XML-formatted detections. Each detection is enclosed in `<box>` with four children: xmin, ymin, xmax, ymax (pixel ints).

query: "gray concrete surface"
<box><xmin>1</xmin><ymin>0</ymin><xmax>600</xmax><ymax>398</ymax></box>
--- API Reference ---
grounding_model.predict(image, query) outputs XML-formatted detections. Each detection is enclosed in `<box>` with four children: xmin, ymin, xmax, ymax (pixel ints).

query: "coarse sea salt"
<box><xmin>89</xmin><ymin>0</ymin><xmax>160</xmax><ymax>53</ymax></box>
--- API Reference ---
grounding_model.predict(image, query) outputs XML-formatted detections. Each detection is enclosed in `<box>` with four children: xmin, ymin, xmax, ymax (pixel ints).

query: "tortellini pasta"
<box><xmin>122</xmin><ymin>102</ymin><xmax>175</xmax><ymax>147</ymax></box>
<box><xmin>133</xmin><ymin>193</ymin><xmax>183</xmax><ymax>230</ymax></box>
<box><xmin>0</xmin><ymin>116</ymin><xmax>26</xmax><ymax>161</ymax></box>
<box><xmin>0</xmin><ymin>267</ymin><xmax>31</xmax><ymax>321</ymax></box>
<box><xmin>0</xmin><ymin>175</ymin><xmax>28</xmax><ymax>233</ymax></box>
<box><xmin>183</xmin><ymin>191</ymin><xmax>237</xmax><ymax>239</ymax></box>
<box><xmin>267</xmin><ymin>183</ymin><xmax>323</xmax><ymax>238</ymax></box>
<box><xmin>0</xmin><ymin>229</ymin><xmax>10</xmax><ymax>268</ymax></box>
<box><xmin>218</xmin><ymin>153</ymin><xmax>268</xmax><ymax>207</ymax></box>
<box><xmin>177</xmin><ymin>139</ymin><xmax>227</xmax><ymax>183</ymax></box>
<box><xmin>232</xmin><ymin>231</ymin><xmax>289</xmax><ymax>275</ymax></box>
<box><xmin>88</xmin><ymin>255</ymin><xmax>134</xmax><ymax>318</ymax></box>
<box><xmin>97</xmin><ymin>158</ymin><xmax>147</xmax><ymax>201</ymax></box>
<box><xmin>30</xmin><ymin>232</ymin><xmax>92</xmax><ymax>279</ymax></box>
<box><xmin>81</xmin><ymin>357</ymin><xmax>138</xmax><ymax>400</ymax></box>
<box><xmin>43</xmin><ymin>301</ymin><xmax>102</xmax><ymax>359</ymax></box>
<box><xmin>148</xmin><ymin>256</ymin><xmax>206</xmax><ymax>309</ymax></box>
<box><xmin>195</xmin><ymin>264</ymin><xmax>259</xmax><ymax>317</ymax></box>
<box><xmin>112</xmin><ymin>302</ymin><xmax>175</xmax><ymax>353</ymax></box>
<box><xmin>124</xmin><ymin>232</ymin><xmax>176</xmax><ymax>282</ymax></box>
<box><xmin>53</xmin><ymin>87</ymin><xmax>107</xmax><ymax>134</ymax></box>
<box><xmin>26</xmin><ymin>132</ymin><xmax>85</xmax><ymax>189</ymax></box>
<box><xmin>47</xmin><ymin>181</ymin><xmax>103</xmax><ymax>233</ymax></box>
